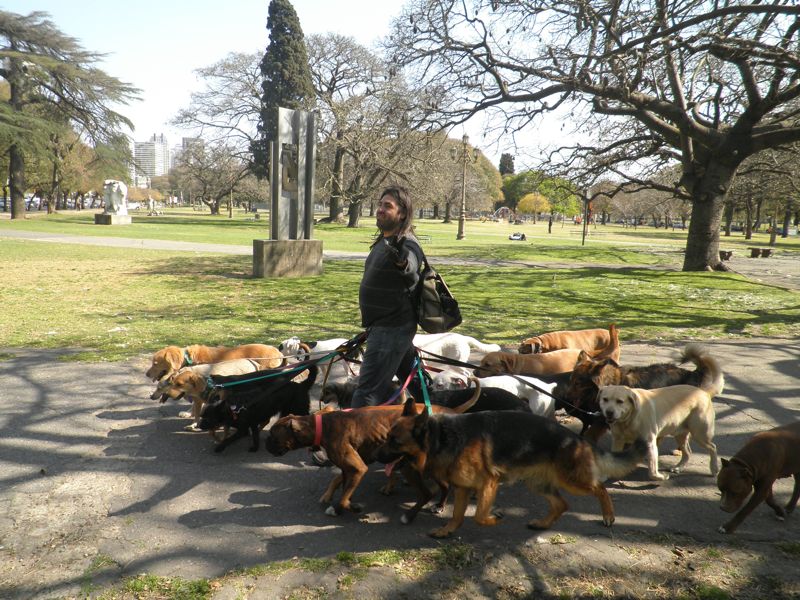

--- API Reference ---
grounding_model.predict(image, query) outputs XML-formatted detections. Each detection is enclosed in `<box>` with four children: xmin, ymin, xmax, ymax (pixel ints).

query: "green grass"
<box><xmin>4</xmin><ymin>208</ymin><xmax>797</xmax><ymax>265</ymax></box>
<box><xmin>0</xmin><ymin>235</ymin><xmax>797</xmax><ymax>361</ymax></box>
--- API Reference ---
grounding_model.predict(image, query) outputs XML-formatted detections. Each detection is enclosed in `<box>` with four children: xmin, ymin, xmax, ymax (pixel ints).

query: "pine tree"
<box><xmin>0</xmin><ymin>10</ymin><xmax>137</xmax><ymax>219</ymax></box>
<box><xmin>499</xmin><ymin>153</ymin><xmax>515</xmax><ymax>176</ymax></box>
<box><xmin>251</xmin><ymin>0</ymin><xmax>315</xmax><ymax>179</ymax></box>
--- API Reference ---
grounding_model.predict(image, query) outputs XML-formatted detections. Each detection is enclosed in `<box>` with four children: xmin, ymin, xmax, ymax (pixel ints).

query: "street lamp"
<box><xmin>450</xmin><ymin>134</ymin><xmax>480</xmax><ymax>240</ymax></box>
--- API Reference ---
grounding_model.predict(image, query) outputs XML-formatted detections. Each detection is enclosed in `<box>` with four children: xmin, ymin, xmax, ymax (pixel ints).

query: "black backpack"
<box><xmin>414</xmin><ymin>255</ymin><xmax>462</xmax><ymax>334</ymax></box>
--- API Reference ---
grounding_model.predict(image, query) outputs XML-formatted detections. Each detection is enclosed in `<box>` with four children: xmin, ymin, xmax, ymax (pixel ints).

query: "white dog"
<box><xmin>597</xmin><ymin>356</ymin><xmax>724</xmax><ymax>481</ymax></box>
<box><xmin>414</xmin><ymin>332</ymin><xmax>500</xmax><ymax>378</ymax></box>
<box><xmin>432</xmin><ymin>370</ymin><xmax>557</xmax><ymax>417</ymax></box>
<box><xmin>279</xmin><ymin>336</ymin><xmax>360</xmax><ymax>380</ymax></box>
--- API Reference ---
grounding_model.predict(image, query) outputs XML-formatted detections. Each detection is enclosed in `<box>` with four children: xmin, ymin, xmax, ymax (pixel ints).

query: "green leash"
<box><xmin>416</xmin><ymin>359</ymin><xmax>432</xmax><ymax>415</ymax></box>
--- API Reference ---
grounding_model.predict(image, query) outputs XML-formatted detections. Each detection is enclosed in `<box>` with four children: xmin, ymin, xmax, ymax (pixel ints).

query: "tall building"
<box><xmin>134</xmin><ymin>134</ymin><xmax>171</xmax><ymax>178</ymax></box>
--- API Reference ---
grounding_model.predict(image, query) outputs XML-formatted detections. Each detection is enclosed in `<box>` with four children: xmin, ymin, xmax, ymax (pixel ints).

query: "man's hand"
<box><xmin>383</xmin><ymin>237</ymin><xmax>407</xmax><ymax>268</ymax></box>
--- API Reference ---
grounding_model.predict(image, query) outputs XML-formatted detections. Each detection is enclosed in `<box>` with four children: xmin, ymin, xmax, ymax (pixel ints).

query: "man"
<box><xmin>351</xmin><ymin>185</ymin><xmax>424</xmax><ymax>408</ymax></box>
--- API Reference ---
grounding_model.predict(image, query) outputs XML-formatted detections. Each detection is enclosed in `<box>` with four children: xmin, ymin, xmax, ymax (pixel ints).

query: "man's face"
<box><xmin>376</xmin><ymin>194</ymin><xmax>405</xmax><ymax>234</ymax></box>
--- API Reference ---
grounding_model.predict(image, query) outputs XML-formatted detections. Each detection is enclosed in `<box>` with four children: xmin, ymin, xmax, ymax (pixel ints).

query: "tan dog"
<box><xmin>151</xmin><ymin>358</ymin><xmax>272</xmax><ymax>430</ymax></box>
<box><xmin>145</xmin><ymin>343</ymin><xmax>284</xmax><ymax>382</ymax></box>
<box><xmin>265</xmin><ymin>383</ymin><xmax>480</xmax><ymax>518</ymax></box>
<box><xmin>519</xmin><ymin>326</ymin><xmax>612</xmax><ymax>354</ymax></box>
<box><xmin>476</xmin><ymin>325</ymin><xmax>620</xmax><ymax>378</ymax></box>
<box><xmin>717</xmin><ymin>422</ymin><xmax>800</xmax><ymax>534</ymax></box>
<box><xmin>597</xmin><ymin>354</ymin><xmax>724</xmax><ymax>481</ymax></box>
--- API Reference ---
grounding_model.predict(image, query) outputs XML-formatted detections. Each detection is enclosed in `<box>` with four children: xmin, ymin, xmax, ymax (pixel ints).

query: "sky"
<box><xmin>5</xmin><ymin>0</ymin><xmax>547</xmax><ymax>167</ymax></box>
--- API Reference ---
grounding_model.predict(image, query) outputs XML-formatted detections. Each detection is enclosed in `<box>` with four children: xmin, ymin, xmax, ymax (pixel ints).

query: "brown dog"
<box><xmin>265</xmin><ymin>384</ymin><xmax>480</xmax><ymax>518</ymax></box>
<box><xmin>145</xmin><ymin>343</ymin><xmax>284</xmax><ymax>382</ymax></box>
<box><xmin>476</xmin><ymin>324</ymin><xmax>620</xmax><ymax>379</ymax></box>
<box><xmin>380</xmin><ymin>395</ymin><xmax>647</xmax><ymax>538</ymax></box>
<box><xmin>519</xmin><ymin>326</ymin><xmax>612</xmax><ymax>354</ymax></box>
<box><xmin>560</xmin><ymin>343</ymin><xmax>720</xmax><ymax>441</ymax></box>
<box><xmin>717</xmin><ymin>422</ymin><xmax>800</xmax><ymax>534</ymax></box>
<box><xmin>151</xmin><ymin>358</ymin><xmax>272</xmax><ymax>430</ymax></box>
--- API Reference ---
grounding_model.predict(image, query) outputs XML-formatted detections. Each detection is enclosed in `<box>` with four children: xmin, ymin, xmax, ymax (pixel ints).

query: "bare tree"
<box><xmin>173</xmin><ymin>143</ymin><xmax>249</xmax><ymax>215</ymax></box>
<box><xmin>388</xmin><ymin>0</ymin><xmax>800</xmax><ymax>270</ymax></box>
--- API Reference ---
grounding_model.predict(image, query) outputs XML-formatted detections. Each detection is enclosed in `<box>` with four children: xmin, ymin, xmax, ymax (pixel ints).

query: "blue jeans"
<box><xmin>351</xmin><ymin>323</ymin><xmax>419</xmax><ymax>408</ymax></box>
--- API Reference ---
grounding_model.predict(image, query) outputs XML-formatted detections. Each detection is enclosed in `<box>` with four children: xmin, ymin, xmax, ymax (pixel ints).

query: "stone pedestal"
<box><xmin>94</xmin><ymin>213</ymin><xmax>132</xmax><ymax>225</ymax></box>
<box><xmin>253</xmin><ymin>239</ymin><xmax>323</xmax><ymax>278</ymax></box>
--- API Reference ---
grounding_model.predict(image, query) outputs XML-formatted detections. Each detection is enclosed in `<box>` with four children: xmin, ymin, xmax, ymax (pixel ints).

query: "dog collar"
<box><xmin>183</xmin><ymin>348</ymin><xmax>193</xmax><ymax>366</ymax></box>
<box><xmin>313</xmin><ymin>413</ymin><xmax>323</xmax><ymax>447</ymax></box>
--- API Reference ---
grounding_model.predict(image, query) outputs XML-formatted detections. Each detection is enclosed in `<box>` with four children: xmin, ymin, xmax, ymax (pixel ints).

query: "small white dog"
<box><xmin>597</xmin><ymin>355</ymin><xmax>724</xmax><ymax>481</ymax></box>
<box><xmin>279</xmin><ymin>336</ymin><xmax>361</xmax><ymax>380</ymax></box>
<box><xmin>414</xmin><ymin>332</ymin><xmax>500</xmax><ymax>377</ymax></box>
<box><xmin>432</xmin><ymin>370</ymin><xmax>557</xmax><ymax>417</ymax></box>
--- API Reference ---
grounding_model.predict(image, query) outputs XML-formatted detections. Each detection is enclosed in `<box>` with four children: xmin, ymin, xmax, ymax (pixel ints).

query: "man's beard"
<box><xmin>377</xmin><ymin>214</ymin><xmax>401</xmax><ymax>233</ymax></box>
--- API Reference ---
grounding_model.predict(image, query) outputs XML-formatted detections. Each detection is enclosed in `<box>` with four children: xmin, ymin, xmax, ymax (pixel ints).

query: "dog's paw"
<box><xmin>429</xmin><ymin>503</ymin><xmax>445</xmax><ymax>515</ymax></box>
<box><xmin>324</xmin><ymin>505</ymin><xmax>339</xmax><ymax>517</ymax></box>
<box><xmin>775</xmin><ymin>508</ymin><xmax>787</xmax><ymax>521</ymax></box>
<box><xmin>602</xmin><ymin>515</ymin><xmax>615</xmax><ymax>527</ymax></box>
<box><xmin>183</xmin><ymin>423</ymin><xmax>202</xmax><ymax>432</ymax></box>
<box><xmin>669</xmin><ymin>466</ymin><xmax>682</xmax><ymax>474</ymax></box>
<box><xmin>400</xmin><ymin>512</ymin><xmax>413</xmax><ymax>525</ymax></box>
<box><xmin>651</xmin><ymin>472</ymin><xmax>669</xmax><ymax>481</ymax></box>
<box><xmin>349</xmin><ymin>502</ymin><xmax>364</xmax><ymax>513</ymax></box>
<box><xmin>178</xmin><ymin>411</ymin><xmax>192</xmax><ymax>418</ymax></box>
<box><xmin>493</xmin><ymin>509</ymin><xmax>505</xmax><ymax>520</ymax></box>
<box><xmin>429</xmin><ymin>527</ymin><xmax>452</xmax><ymax>539</ymax></box>
<box><xmin>718</xmin><ymin>524</ymin><xmax>732</xmax><ymax>534</ymax></box>
<box><xmin>378</xmin><ymin>483</ymin><xmax>393</xmax><ymax>496</ymax></box>
<box><xmin>526</xmin><ymin>520</ymin><xmax>550</xmax><ymax>530</ymax></box>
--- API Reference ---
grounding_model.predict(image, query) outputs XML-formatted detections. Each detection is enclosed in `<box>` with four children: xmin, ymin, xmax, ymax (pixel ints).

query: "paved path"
<box><xmin>1</xmin><ymin>229</ymin><xmax>798</xmax><ymax>290</ymax></box>
<box><xmin>0</xmin><ymin>339</ymin><xmax>798</xmax><ymax>599</ymax></box>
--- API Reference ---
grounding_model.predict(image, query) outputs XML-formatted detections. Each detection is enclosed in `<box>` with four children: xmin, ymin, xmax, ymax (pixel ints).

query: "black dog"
<box><xmin>421</xmin><ymin>386</ymin><xmax>530</xmax><ymax>413</ymax></box>
<box><xmin>199</xmin><ymin>364</ymin><xmax>317</xmax><ymax>453</ymax></box>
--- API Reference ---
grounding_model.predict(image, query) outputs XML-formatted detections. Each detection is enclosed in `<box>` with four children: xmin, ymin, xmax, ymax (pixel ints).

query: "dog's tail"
<box><xmin>594</xmin><ymin>438</ymin><xmax>648</xmax><ymax>481</ymax></box>
<box><xmin>464</xmin><ymin>336</ymin><xmax>501</xmax><ymax>354</ymax></box>
<box><xmin>680</xmin><ymin>344</ymin><xmax>724</xmax><ymax>397</ymax></box>
<box><xmin>452</xmin><ymin>377</ymin><xmax>481</xmax><ymax>413</ymax></box>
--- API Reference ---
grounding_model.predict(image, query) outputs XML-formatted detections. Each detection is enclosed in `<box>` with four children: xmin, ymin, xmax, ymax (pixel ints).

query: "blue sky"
<box><xmin>5</xmin><ymin>1</ymin><xmax>405</xmax><ymax>146</ymax></box>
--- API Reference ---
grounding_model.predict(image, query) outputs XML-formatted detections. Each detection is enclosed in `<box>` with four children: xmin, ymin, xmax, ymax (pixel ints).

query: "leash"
<box><xmin>414</xmin><ymin>346</ymin><xmax>602</xmax><ymax>420</ymax></box>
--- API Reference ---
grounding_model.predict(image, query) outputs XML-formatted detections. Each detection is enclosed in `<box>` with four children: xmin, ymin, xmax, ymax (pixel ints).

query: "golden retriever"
<box><xmin>597</xmin><ymin>350</ymin><xmax>724</xmax><ymax>481</ymax></box>
<box><xmin>145</xmin><ymin>343</ymin><xmax>284</xmax><ymax>382</ymax></box>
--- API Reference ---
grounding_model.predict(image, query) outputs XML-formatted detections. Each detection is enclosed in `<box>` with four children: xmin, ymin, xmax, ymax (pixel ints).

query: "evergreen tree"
<box><xmin>0</xmin><ymin>10</ymin><xmax>137</xmax><ymax>219</ymax></box>
<box><xmin>251</xmin><ymin>0</ymin><xmax>315</xmax><ymax>179</ymax></box>
<box><xmin>499</xmin><ymin>152</ymin><xmax>514</xmax><ymax>176</ymax></box>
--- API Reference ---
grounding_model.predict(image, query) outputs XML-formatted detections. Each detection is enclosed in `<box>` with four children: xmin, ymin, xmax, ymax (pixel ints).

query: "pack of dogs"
<box><xmin>145</xmin><ymin>328</ymin><xmax>799</xmax><ymax>538</ymax></box>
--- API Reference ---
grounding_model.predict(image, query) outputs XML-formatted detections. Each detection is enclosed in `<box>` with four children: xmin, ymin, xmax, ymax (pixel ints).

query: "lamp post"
<box><xmin>450</xmin><ymin>134</ymin><xmax>480</xmax><ymax>240</ymax></box>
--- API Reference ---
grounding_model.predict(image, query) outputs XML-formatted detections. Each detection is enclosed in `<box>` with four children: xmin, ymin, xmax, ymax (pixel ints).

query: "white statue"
<box><xmin>103</xmin><ymin>180</ymin><xmax>128</xmax><ymax>215</ymax></box>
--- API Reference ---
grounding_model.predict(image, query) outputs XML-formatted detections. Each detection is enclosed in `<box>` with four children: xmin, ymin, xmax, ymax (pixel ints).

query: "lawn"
<box><xmin>0</xmin><ymin>229</ymin><xmax>797</xmax><ymax>361</ymax></box>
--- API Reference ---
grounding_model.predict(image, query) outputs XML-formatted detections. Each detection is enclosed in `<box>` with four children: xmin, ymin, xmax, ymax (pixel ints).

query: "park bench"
<box><xmin>748</xmin><ymin>247</ymin><xmax>773</xmax><ymax>258</ymax></box>
<box><xmin>417</xmin><ymin>234</ymin><xmax>432</xmax><ymax>243</ymax></box>
<box><xmin>719</xmin><ymin>250</ymin><xmax>733</xmax><ymax>261</ymax></box>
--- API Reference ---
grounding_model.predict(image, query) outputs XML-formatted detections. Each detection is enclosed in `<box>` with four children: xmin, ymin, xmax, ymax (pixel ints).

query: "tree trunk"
<box><xmin>682</xmin><ymin>163</ymin><xmax>737</xmax><ymax>271</ymax></box>
<box><xmin>723</xmin><ymin>200</ymin><xmax>734</xmax><ymax>236</ymax></box>
<box><xmin>432</xmin><ymin>203</ymin><xmax>439</xmax><ymax>219</ymax></box>
<box><xmin>347</xmin><ymin>199</ymin><xmax>362</xmax><ymax>227</ymax></box>
<box><xmin>443</xmin><ymin>200</ymin><xmax>452</xmax><ymax>223</ymax></box>
<box><xmin>744</xmin><ymin>197</ymin><xmax>753</xmax><ymax>240</ymax></box>
<box><xmin>769</xmin><ymin>215</ymin><xmax>778</xmax><ymax>246</ymax></box>
<box><xmin>781</xmin><ymin>201</ymin><xmax>793</xmax><ymax>238</ymax></box>
<box><xmin>329</xmin><ymin>144</ymin><xmax>345</xmax><ymax>221</ymax></box>
<box><xmin>9</xmin><ymin>144</ymin><xmax>26</xmax><ymax>219</ymax></box>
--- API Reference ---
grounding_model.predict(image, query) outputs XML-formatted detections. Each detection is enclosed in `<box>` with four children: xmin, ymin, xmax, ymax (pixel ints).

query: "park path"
<box><xmin>1</xmin><ymin>228</ymin><xmax>798</xmax><ymax>289</ymax></box>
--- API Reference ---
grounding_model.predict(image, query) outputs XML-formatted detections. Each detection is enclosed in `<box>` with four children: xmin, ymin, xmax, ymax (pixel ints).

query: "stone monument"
<box><xmin>253</xmin><ymin>107</ymin><xmax>322</xmax><ymax>278</ymax></box>
<box><xmin>94</xmin><ymin>180</ymin><xmax>132</xmax><ymax>225</ymax></box>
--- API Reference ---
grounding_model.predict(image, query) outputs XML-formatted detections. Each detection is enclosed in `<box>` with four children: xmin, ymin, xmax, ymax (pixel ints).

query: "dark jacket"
<box><xmin>359</xmin><ymin>234</ymin><xmax>423</xmax><ymax>328</ymax></box>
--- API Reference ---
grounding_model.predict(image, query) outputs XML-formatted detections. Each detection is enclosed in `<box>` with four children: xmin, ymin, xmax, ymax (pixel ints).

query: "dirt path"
<box><xmin>1</xmin><ymin>338</ymin><xmax>798</xmax><ymax>599</ymax></box>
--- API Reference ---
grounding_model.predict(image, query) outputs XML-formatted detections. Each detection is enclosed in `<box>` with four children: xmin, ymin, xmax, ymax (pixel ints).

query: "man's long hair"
<box><xmin>371</xmin><ymin>185</ymin><xmax>415</xmax><ymax>245</ymax></box>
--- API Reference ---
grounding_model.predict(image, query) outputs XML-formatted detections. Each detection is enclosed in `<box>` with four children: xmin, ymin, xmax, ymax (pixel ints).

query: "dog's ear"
<box><xmin>412</xmin><ymin>408</ymin><xmax>430</xmax><ymax>436</ymax></box>
<box><xmin>289</xmin><ymin>417</ymin><xmax>304</xmax><ymax>433</ymax></box>
<box><xmin>402</xmin><ymin>394</ymin><xmax>416</xmax><ymax>416</ymax></box>
<box><xmin>576</xmin><ymin>350</ymin><xmax>589</xmax><ymax>364</ymax></box>
<box><xmin>720</xmin><ymin>458</ymin><xmax>729</xmax><ymax>468</ymax></box>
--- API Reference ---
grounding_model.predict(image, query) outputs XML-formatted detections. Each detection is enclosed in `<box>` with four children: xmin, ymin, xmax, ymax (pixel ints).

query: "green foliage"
<box><xmin>252</xmin><ymin>0</ymin><xmax>315</xmax><ymax>179</ymax></box>
<box><xmin>499</xmin><ymin>152</ymin><xmax>515</xmax><ymax>175</ymax></box>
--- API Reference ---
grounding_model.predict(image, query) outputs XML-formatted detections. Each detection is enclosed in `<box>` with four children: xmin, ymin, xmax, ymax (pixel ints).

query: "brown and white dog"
<box><xmin>476</xmin><ymin>324</ymin><xmax>620</xmax><ymax>379</ymax></box>
<box><xmin>561</xmin><ymin>343</ymin><xmax>720</xmax><ymax>440</ymax></box>
<box><xmin>151</xmin><ymin>358</ymin><xmax>273</xmax><ymax>430</ymax></box>
<box><xmin>717</xmin><ymin>421</ymin><xmax>800</xmax><ymax>534</ymax></box>
<box><xmin>597</xmin><ymin>352</ymin><xmax>724</xmax><ymax>481</ymax></box>
<box><xmin>145</xmin><ymin>343</ymin><xmax>284</xmax><ymax>383</ymax></box>
<box><xmin>519</xmin><ymin>326</ymin><xmax>612</xmax><ymax>354</ymax></box>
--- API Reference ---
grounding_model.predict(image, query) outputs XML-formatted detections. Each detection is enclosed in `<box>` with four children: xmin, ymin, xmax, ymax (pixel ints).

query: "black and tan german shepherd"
<box><xmin>380</xmin><ymin>396</ymin><xmax>647</xmax><ymax>538</ymax></box>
